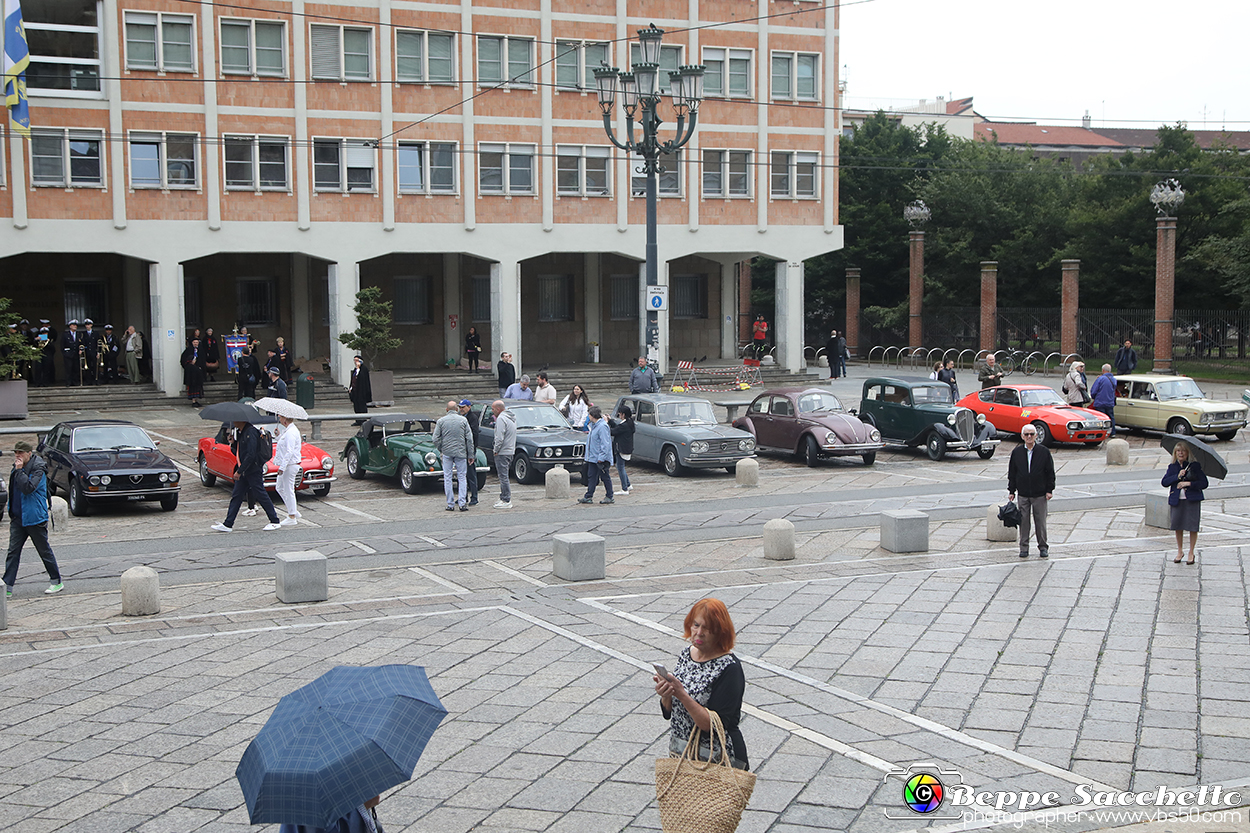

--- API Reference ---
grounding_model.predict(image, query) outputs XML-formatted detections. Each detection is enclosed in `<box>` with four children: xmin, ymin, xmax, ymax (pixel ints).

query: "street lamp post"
<box><xmin>595</xmin><ymin>26</ymin><xmax>704</xmax><ymax>371</ymax></box>
<box><xmin>1149</xmin><ymin>178</ymin><xmax>1184</xmax><ymax>373</ymax></box>
<box><xmin>903</xmin><ymin>200</ymin><xmax>930</xmax><ymax>350</ymax></box>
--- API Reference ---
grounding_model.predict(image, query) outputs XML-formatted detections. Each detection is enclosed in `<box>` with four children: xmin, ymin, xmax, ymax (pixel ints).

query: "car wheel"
<box><xmin>199</xmin><ymin>454</ymin><xmax>217</xmax><ymax>487</ymax></box>
<box><xmin>69</xmin><ymin>479</ymin><xmax>90</xmax><ymax>517</ymax></box>
<box><xmin>346</xmin><ymin>447</ymin><xmax>365</xmax><ymax>480</ymax></box>
<box><xmin>926</xmin><ymin>433</ymin><xmax>947</xmax><ymax>462</ymax></box>
<box><xmin>1031</xmin><ymin>421</ymin><xmax>1052</xmax><ymax>448</ymax></box>
<box><xmin>861</xmin><ymin>451</ymin><xmax>876</xmax><ymax>466</ymax></box>
<box><xmin>399</xmin><ymin>460</ymin><xmax>420</xmax><ymax>495</ymax></box>
<box><xmin>661</xmin><ymin>446</ymin><xmax>684</xmax><ymax>477</ymax></box>
<box><xmin>160</xmin><ymin>494</ymin><xmax>178</xmax><ymax>511</ymax></box>
<box><xmin>1167</xmin><ymin>418</ymin><xmax>1193</xmax><ymax>436</ymax></box>
<box><xmin>801</xmin><ymin>434</ymin><xmax>821</xmax><ymax>467</ymax></box>
<box><xmin>977</xmin><ymin>445</ymin><xmax>996</xmax><ymax>459</ymax></box>
<box><xmin>1216</xmin><ymin>430</ymin><xmax>1238</xmax><ymax>441</ymax></box>
<box><xmin>312</xmin><ymin>484</ymin><xmax>331</xmax><ymax>497</ymax></box>
<box><xmin>512</xmin><ymin>453</ymin><xmax>535</xmax><ymax>485</ymax></box>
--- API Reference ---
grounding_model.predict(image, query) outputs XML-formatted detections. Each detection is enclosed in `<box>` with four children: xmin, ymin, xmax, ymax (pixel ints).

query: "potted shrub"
<box><xmin>0</xmin><ymin>298</ymin><xmax>41</xmax><ymax>419</ymax></box>
<box><xmin>337</xmin><ymin>286</ymin><xmax>402</xmax><ymax>406</ymax></box>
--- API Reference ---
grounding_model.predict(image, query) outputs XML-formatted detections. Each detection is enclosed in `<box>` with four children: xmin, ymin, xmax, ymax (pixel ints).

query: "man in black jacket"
<box><xmin>211</xmin><ymin>421</ymin><xmax>281</xmax><ymax>532</ymax></box>
<box><xmin>458</xmin><ymin>399</ymin><xmax>480</xmax><ymax>506</ymax></box>
<box><xmin>1114</xmin><ymin>339</ymin><xmax>1138</xmax><ymax>375</ymax></box>
<box><xmin>1007</xmin><ymin>424</ymin><xmax>1055</xmax><ymax>558</ymax></box>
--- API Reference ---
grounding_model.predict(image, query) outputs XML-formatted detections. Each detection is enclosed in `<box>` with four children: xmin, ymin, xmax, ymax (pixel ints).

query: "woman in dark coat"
<box><xmin>465</xmin><ymin>327</ymin><xmax>482</xmax><ymax>373</ymax></box>
<box><xmin>204</xmin><ymin>328</ymin><xmax>221</xmax><ymax>381</ymax></box>
<box><xmin>181</xmin><ymin>337</ymin><xmax>207</xmax><ymax>408</ymax></box>
<box><xmin>236</xmin><ymin>345</ymin><xmax>260</xmax><ymax>400</ymax></box>
<box><xmin>609</xmin><ymin>404</ymin><xmax>635</xmax><ymax>494</ymax></box>
<box><xmin>1162</xmin><ymin>441</ymin><xmax>1209</xmax><ymax>565</ymax></box>
<box><xmin>349</xmin><ymin>356</ymin><xmax>372</xmax><ymax>417</ymax></box>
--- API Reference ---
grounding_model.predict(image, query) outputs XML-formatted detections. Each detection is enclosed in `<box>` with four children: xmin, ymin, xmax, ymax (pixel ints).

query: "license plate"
<box><xmin>127</xmin><ymin>495</ymin><xmax>145</xmax><ymax>501</ymax></box>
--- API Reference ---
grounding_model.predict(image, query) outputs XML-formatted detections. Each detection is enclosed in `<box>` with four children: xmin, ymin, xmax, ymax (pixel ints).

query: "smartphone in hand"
<box><xmin>654</xmin><ymin>663</ymin><xmax>673</xmax><ymax>681</ymax></box>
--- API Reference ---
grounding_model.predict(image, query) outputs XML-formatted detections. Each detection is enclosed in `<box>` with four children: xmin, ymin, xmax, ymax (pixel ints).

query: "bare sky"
<box><xmin>839</xmin><ymin>0</ymin><xmax>1248</xmax><ymax>129</ymax></box>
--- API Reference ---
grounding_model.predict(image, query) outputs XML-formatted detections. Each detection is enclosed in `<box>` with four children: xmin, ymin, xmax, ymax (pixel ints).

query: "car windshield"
<box><xmin>798</xmin><ymin>391</ymin><xmax>844</xmax><ymax>413</ymax></box>
<box><xmin>1021</xmin><ymin>389</ymin><xmax>1067</xmax><ymax>407</ymax></box>
<box><xmin>72</xmin><ymin>425</ymin><xmax>157</xmax><ymax>452</ymax></box>
<box><xmin>657</xmin><ymin>401</ymin><xmax>718</xmax><ymax>426</ymax></box>
<box><xmin>1155</xmin><ymin>379</ymin><xmax>1205</xmax><ymax>401</ymax></box>
<box><xmin>911</xmin><ymin>385</ymin><xmax>953</xmax><ymax>405</ymax></box>
<box><xmin>512</xmin><ymin>405</ymin><xmax>573</xmax><ymax>430</ymax></box>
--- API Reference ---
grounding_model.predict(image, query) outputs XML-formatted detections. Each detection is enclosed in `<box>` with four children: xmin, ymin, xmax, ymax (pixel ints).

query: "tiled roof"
<box><xmin>975</xmin><ymin>122</ymin><xmax>1124</xmax><ymax>147</ymax></box>
<box><xmin>1093</xmin><ymin>127</ymin><xmax>1250</xmax><ymax>151</ymax></box>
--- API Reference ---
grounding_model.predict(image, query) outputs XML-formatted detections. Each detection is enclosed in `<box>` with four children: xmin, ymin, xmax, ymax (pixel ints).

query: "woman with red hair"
<box><xmin>654</xmin><ymin>598</ymin><xmax>749</xmax><ymax>770</ymax></box>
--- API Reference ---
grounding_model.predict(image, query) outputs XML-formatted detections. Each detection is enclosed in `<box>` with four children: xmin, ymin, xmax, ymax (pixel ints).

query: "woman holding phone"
<box><xmin>654</xmin><ymin>598</ymin><xmax>748</xmax><ymax>770</ymax></box>
<box><xmin>1163</xmin><ymin>440</ymin><xmax>1208</xmax><ymax>565</ymax></box>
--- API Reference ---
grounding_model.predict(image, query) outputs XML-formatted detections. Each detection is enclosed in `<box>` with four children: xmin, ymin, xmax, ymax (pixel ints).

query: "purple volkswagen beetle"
<box><xmin>732</xmin><ymin>387</ymin><xmax>883</xmax><ymax>466</ymax></box>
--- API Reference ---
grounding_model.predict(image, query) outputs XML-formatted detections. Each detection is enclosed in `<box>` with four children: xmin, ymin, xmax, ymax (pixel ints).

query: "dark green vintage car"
<box><xmin>858</xmin><ymin>377</ymin><xmax>999</xmax><ymax>461</ymax></box>
<box><xmin>341</xmin><ymin>414</ymin><xmax>489</xmax><ymax>494</ymax></box>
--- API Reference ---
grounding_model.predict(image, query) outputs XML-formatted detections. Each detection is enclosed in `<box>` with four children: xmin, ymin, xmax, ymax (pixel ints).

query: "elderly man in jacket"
<box><xmin>433</xmin><ymin>400</ymin><xmax>475</xmax><ymax>511</ymax></box>
<box><xmin>629</xmin><ymin>356</ymin><xmax>660</xmax><ymax>394</ymax></box>
<box><xmin>578</xmin><ymin>406</ymin><xmax>615</xmax><ymax>505</ymax></box>
<box><xmin>1007</xmin><ymin>424</ymin><xmax>1056</xmax><ymax>559</ymax></box>
<box><xmin>491</xmin><ymin>400</ymin><xmax>517</xmax><ymax>509</ymax></box>
<box><xmin>4</xmin><ymin>441</ymin><xmax>65</xmax><ymax>596</ymax></box>
<box><xmin>978</xmin><ymin>354</ymin><xmax>1005</xmax><ymax>389</ymax></box>
<box><xmin>1090</xmin><ymin>363</ymin><xmax>1118</xmax><ymax>437</ymax></box>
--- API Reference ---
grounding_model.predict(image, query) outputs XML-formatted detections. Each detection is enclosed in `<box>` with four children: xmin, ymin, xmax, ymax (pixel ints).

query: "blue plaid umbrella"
<box><xmin>236</xmin><ymin>665</ymin><xmax>447</xmax><ymax>828</ymax></box>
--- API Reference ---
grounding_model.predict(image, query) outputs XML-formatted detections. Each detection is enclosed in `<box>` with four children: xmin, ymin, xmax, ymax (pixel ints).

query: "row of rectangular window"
<box><xmin>24</xmin><ymin>130</ymin><xmax>819</xmax><ymax>199</ymax></box>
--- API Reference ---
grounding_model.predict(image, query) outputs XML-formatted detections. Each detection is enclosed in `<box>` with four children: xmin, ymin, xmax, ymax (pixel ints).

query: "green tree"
<box><xmin>337</xmin><ymin>286</ymin><xmax>403</xmax><ymax>370</ymax></box>
<box><xmin>0</xmin><ymin>298</ymin><xmax>42</xmax><ymax>380</ymax></box>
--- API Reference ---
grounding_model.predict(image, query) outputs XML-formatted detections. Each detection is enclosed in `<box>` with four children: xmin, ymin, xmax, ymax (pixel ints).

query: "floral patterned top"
<box><xmin>661</xmin><ymin>647</ymin><xmax>748</xmax><ymax>768</ymax></box>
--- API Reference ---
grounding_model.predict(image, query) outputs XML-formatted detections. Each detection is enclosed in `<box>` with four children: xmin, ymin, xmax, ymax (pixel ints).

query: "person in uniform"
<box><xmin>237</xmin><ymin>345</ymin><xmax>260</xmax><ymax>400</ymax></box>
<box><xmin>61</xmin><ymin>320</ymin><xmax>81</xmax><ymax>386</ymax></box>
<box><xmin>101</xmin><ymin>324</ymin><xmax>120</xmax><ymax>383</ymax></box>
<box><xmin>80</xmin><ymin>319</ymin><xmax>99</xmax><ymax>385</ymax></box>
<box><xmin>204</xmin><ymin>327</ymin><xmax>221</xmax><ymax>381</ymax></box>
<box><xmin>275</xmin><ymin>337</ymin><xmax>292</xmax><ymax>382</ymax></box>
<box><xmin>181</xmin><ymin>336</ymin><xmax>207</xmax><ymax>408</ymax></box>
<box><xmin>40</xmin><ymin>320</ymin><xmax>57</xmax><ymax>385</ymax></box>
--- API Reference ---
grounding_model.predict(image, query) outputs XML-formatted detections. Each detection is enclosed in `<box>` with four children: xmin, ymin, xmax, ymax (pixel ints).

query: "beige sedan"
<box><xmin>1113</xmin><ymin>374</ymin><xmax>1248</xmax><ymax>439</ymax></box>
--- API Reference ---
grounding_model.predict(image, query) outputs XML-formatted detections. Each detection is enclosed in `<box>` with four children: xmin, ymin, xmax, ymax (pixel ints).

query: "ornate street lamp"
<box><xmin>1150</xmin><ymin>179</ymin><xmax>1184</xmax><ymax>373</ymax></box>
<box><xmin>595</xmin><ymin>25</ymin><xmax>704</xmax><ymax>369</ymax></box>
<box><xmin>903</xmin><ymin>200</ymin><xmax>930</xmax><ymax>347</ymax></box>
<box><xmin>1149</xmin><ymin>178</ymin><xmax>1185</xmax><ymax>216</ymax></box>
<box><xmin>903</xmin><ymin>199</ymin><xmax>931</xmax><ymax>228</ymax></box>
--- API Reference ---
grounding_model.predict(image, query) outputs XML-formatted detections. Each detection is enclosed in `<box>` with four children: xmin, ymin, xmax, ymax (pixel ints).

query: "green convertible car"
<box><xmin>341</xmin><ymin>414</ymin><xmax>489</xmax><ymax>494</ymax></box>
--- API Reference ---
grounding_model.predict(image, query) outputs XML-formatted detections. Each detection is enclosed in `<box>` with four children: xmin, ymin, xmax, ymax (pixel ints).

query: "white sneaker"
<box><xmin>211</xmin><ymin>523</ymin><xmax>233</xmax><ymax>533</ymax></box>
<box><xmin>493</xmin><ymin>500</ymin><xmax>512</xmax><ymax>509</ymax></box>
<box><xmin>242</xmin><ymin>508</ymin><xmax>258</xmax><ymax>517</ymax></box>
<box><xmin>280</xmin><ymin>517</ymin><xmax>298</xmax><ymax>527</ymax></box>
<box><xmin>263</xmin><ymin>522</ymin><xmax>282</xmax><ymax>531</ymax></box>
<box><xmin>619</xmin><ymin>488</ymin><xmax>630</xmax><ymax>495</ymax></box>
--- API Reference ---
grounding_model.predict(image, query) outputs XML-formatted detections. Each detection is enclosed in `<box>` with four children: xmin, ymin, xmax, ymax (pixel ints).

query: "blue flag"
<box><xmin>3</xmin><ymin>0</ymin><xmax>31</xmax><ymax>137</ymax></box>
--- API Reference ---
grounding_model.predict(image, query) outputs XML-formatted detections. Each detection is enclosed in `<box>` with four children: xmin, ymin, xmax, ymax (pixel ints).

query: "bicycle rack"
<box><xmin>1060</xmin><ymin>353</ymin><xmax>1082</xmax><ymax>375</ymax></box>
<box><xmin>958</xmin><ymin>349</ymin><xmax>976</xmax><ymax>369</ymax></box>
<box><xmin>1020</xmin><ymin>351</ymin><xmax>1044</xmax><ymax>376</ymax></box>
<box><xmin>868</xmin><ymin>346</ymin><xmax>886</xmax><ymax>366</ymax></box>
<box><xmin>925</xmin><ymin>347</ymin><xmax>945</xmax><ymax>369</ymax></box>
<box><xmin>942</xmin><ymin>348</ymin><xmax>959</xmax><ymax>365</ymax></box>
<box><xmin>882</xmin><ymin>346</ymin><xmax>900</xmax><ymax>366</ymax></box>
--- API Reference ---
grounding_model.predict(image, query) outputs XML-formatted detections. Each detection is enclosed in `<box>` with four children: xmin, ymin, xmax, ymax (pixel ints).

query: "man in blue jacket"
<box><xmin>578</xmin><ymin>406</ymin><xmax>615</xmax><ymax>505</ymax></box>
<box><xmin>212</xmin><ymin>421</ymin><xmax>282</xmax><ymax>532</ymax></box>
<box><xmin>1089</xmin><ymin>363</ymin><xmax>1118</xmax><ymax>437</ymax></box>
<box><xmin>4</xmin><ymin>441</ymin><xmax>64</xmax><ymax>597</ymax></box>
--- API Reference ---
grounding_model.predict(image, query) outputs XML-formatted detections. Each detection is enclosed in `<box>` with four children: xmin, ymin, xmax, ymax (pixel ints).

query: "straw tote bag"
<box><xmin>655</xmin><ymin>711</ymin><xmax>756</xmax><ymax>833</ymax></box>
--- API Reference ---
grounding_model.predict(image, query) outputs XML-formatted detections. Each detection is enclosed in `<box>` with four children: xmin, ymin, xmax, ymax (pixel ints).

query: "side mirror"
<box><xmin>154</xmin><ymin>440</ymin><xmax>161</xmax><ymax>446</ymax></box>
<box><xmin>849</xmin><ymin>408</ymin><xmax>857</xmax><ymax>416</ymax></box>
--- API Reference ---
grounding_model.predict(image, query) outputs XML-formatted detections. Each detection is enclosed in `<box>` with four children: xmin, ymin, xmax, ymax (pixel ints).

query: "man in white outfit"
<box><xmin>274</xmin><ymin>415</ymin><xmax>302</xmax><ymax>526</ymax></box>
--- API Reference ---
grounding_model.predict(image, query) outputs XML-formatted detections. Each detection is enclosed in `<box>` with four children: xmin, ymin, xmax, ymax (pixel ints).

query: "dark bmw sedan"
<box><xmin>38</xmin><ymin>420</ymin><xmax>181</xmax><ymax>516</ymax></box>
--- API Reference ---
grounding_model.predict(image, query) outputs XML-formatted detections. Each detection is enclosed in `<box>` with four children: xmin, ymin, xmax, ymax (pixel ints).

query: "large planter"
<box><xmin>369</xmin><ymin>370</ymin><xmax>394</xmax><ymax>407</ymax></box>
<box><xmin>0</xmin><ymin>379</ymin><xmax>29</xmax><ymax>420</ymax></box>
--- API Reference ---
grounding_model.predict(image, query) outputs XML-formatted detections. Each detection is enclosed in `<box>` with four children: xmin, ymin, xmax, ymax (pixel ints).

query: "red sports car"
<box><xmin>197</xmin><ymin>422</ymin><xmax>336</xmax><ymax>496</ymax></box>
<box><xmin>958</xmin><ymin>385</ymin><xmax>1111</xmax><ymax>446</ymax></box>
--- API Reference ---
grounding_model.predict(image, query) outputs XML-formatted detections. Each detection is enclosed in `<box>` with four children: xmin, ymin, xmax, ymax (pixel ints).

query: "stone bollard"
<box><xmin>50</xmin><ymin>496</ymin><xmax>69</xmax><ymax>530</ymax></box>
<box><xmin>1105</xmin><ymin>438</ymin><xmax>1129</xmax><ymax>466</ymax></box>
<box><xmin>275</xmin><ymin>550</ymin><xmax>329</xmax><ymax>603</ymax></box>
<box><xmin>1143</xmin><ymin>494</ymin><xmax>1171</xmax><ymax>529</ymax></box>
<box><xmin>986</xmin><ymin>504</ymin><xmax>1017</xmax><ymax>542</ymax></box>
<box><xmin>736</xmin><ymin>457</ymin><xmax>760</xmax><ymax>487</ymax></box>
<box><xmin>552</xmin><ymin>532</ymin><xmax>606</xmax><ymax>581</ymax></box>
<box><xmin>880</xmin><ymin>509</ymin><xmax>929</xmax><ymax>553</ymax></box>
<box><xmin>121</xmin><ymin>566</ymin><xmax>161</xmax><ymax>616</ymax></box>
<box><xmin>545</xmin><ymin>465</ymin><xmax>571</xmax><ymax>499</ymax></box>
<box><xmin>763</xmin><ymin>518</ymin><xmax>796</xmax><ymax>561</ymax></box>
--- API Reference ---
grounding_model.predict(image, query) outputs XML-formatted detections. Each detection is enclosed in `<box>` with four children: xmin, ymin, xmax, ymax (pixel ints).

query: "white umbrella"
<box><xmin>253</xmin><ymin>397</ymin><xmax>309</xmax><ymax>420</ymax></box>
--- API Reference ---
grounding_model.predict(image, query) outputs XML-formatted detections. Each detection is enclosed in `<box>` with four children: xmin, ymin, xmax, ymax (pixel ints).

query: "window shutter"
<box><xmin>344</xmin><ymin>143</ymin><xmax>374</xmax><ymax>167</ymax></box>
<box><xmin>310</xmin><ymin>25</ymin><xmax>341</xmax><ymax>79</ymax></box>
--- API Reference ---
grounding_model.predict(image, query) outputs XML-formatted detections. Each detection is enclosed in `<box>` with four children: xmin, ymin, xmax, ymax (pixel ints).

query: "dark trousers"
<box><xmin>4</xmin><ymin>521</ymin><xmax>61</xmax><ymax>587</ymax></box>
<box><xmin>224</xmin><ymin>467</ymin><xmax>279</xmax><ymax>526</ymax></box>
<box><xmin>466</xmin><ymin>464</ymin><xmax>479</xmax><ymax>504</ymax></box>
<box><xmin>63</xmin><ymin>355</ymin><xmax>80</xmax><ymax>386</ymax></box>
<box><xmin>1102</xmin><ymin>405</ymin><xmax>1115</xmax><ymax>436</ymax></box>
<box><xmin>583</xmin><ymin>460</ymin><xmax>614</xmax><ymax>500</ymax></box>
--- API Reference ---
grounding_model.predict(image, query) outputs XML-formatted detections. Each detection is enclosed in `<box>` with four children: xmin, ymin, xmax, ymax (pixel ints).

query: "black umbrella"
<box><xmin>1161</xmin><ymin>433</ymin><xmax>1228</xmax><ymax>481</ymax></box>
<box><xmin>199</xmin><ymin>401</ymin><xmax>275</xmax><ymax>424</ymax></box>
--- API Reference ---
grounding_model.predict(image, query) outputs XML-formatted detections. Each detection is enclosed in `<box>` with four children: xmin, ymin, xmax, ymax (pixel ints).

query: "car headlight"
<box><xmin>1068</xmin><ymin>421</ymin><xmax>1081</xmax><ymax>431</ymax></box>
<box><xmin>690</xmin><ymin>441</ymin><xmax>710</xmax><ymax>454</ymax></box>
<box><xmin>869</xmin><ymin>428</ymin><xmax>881</xmax><ymax>442</ymax></box>
<box><xmin>824</xmin><ymin>431</ymin><xmax>839</xmax><ymax>445</ymax></box>
<box><xmin>158</xmin><ymin>473</ymin><xmax>168</xmax><ymax>483</ymax></box>
<box><xmin>89</xmin><ymin>475</ymin><xmax>100</xmax><ymax>485</ymax></box>
<box><xmin>321</xmin><ymin>456</ymin><xmax>333</xmax><ymax>470</ymax></box>
<box><xmin>946</xmin><ymin>414</ymin><xmax>957</xmax><ymax>426</ymax></box>
<box><xmin>1102</xmin><ymin>420</ymin><xmax>1112</xmax><ymax>429</ymax></box>
<box><xmin>544</xmin><ymin>447</ymin><xmax>554</xmax><ymax>458</ymax></box>
<box><xmin>424</xmin><ymin>452</ymin><xmax>437</xmax><ymax>466</ymax></box>
<box><xmin>976</xmin><ymin>414</ymin><xmax>986</xmax><ymax>425</ymax></box>
<box><xmin>169</xmin><ymin>471</ymin><xmax>179</xmax><ymax>482</ymax></box>
<box><xmin>555</xmin><ymin>448</ymin><xmax>563</xmax><ymax>456</ymax></box>
<box><xmin>739</xmin><ymin>438</ymin><xmax>755</xmax><ymax>451</ymax></box>
<box><xmin>1200</xmin><ymin>413</ymin><xmax>1213</xmax><ymax>424</ymax></box>
<box><xmin>100</xmin><ymin>475</ymin><xmax>112</xmax><ymax>485</ymax></box>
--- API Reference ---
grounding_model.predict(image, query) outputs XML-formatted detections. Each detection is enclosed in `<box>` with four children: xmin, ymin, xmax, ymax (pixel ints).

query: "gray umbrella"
<box><xmin>1161</xmin><ymin>433</ymin><xmax>1228</xmax><ymax>480</ymax></box>
<box><xmin>199</xmin><ymin>401</ymin><xmax>273</xmax><ymax>424</ymax></box>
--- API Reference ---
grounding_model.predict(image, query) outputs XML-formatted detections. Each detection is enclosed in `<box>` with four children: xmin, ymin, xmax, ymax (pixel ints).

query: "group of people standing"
<box><xmin>180</xmin><ymin>327</ymin><xmax>301</xmax><ymax>407</ymax></box>
<box><xmin>7</xmin><ymin>317</ymin><xmax>150</xmax><ymax>387</ymax></box>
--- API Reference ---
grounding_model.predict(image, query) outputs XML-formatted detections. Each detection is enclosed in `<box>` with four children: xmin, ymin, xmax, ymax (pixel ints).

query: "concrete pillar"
<box><xmin>552</xmin><ymin>532</ymin><xmax>606</xmax><ymax>581</ymax></box>
<box><xmin>584</xmin><ymin>254</ymin><xmax>602</xmax><ymax>361</ymax></box>
<box><xmin>1105</xmin><ymin>438</ymin><xmax>1129</xmax><ymax>465</ymax></box>
<box><xmin>545</xmin><ymin>465</ymin><xmax>570</xmax><ymax>499</ymax></box>
<box><xmin>763</xmin><ymin>518</ymin><xmax>796</xmax><ymax>561</ymax></box>
<box><xmin>979</xmin><ymin>261</ymin><xmax>998</xmax><ymax>353</ymax></box>
<box><xmin>845</xmin><ymin>268</ymin><xmax>861</xmax><ymax>358</ymax></box>
<box><xmin>292</xmin><ymin>0</ymin><xmax>311</xmax><ymax>230</ymax></box>
<box><xmin>909</xmin><ymin>230</ymin><xmax>925</xmax><ymax>347</ymax></box>
<box><xmin>291</xmin><ymin>255</ymin><xmax>311</xmax><ymax>365</ymax></box>
<box><xmin>149</xmin><ymin>260</ymin><xmax>185</xmax><ymax>396</ymax></box>
<box><xmin>491</xmin><ymin>260</ymin><xmax>522</xmax><ymax>374</ymax></box>
<box><xmin>8</xmin><ymin>134</ymin><xmax>28</xmax><ymax>228</ymax></box>
<box><xmin>444</xmin><ymin>253</ymin><xmax>462</xmax><ymax>365</ymax></box>
<box><xmin>1061</xmin><ymin>259</ymin><xmax>1079</xmax><ymax>357</ymax></box>
<box><xmin>986</xmin><ymin>504</ymin><xmax>1016</xmax><ymax>542</ymax></box>
<box><xmin>774</xmin><ymin>260</ymin><xmax>805</xmax><ymax>373</ymax></box>
<box><xmin>327</xmin><ymin>262</ymin><xmax>358</xmax><ymax>386</ymax></box>
<box><xmin>736</xmin><ymin>457</ymin><xmax>759</xmax><ymax>486</ymax></box>
<box><xmin>123</xmin><ymin>258</ymin><xmax>147</xmax><ymax>335</ymax></box>
<box><xmin>720</xmin><ymin>261</ymin><xmax>736</xmax><ymax>360</ymax></box>
<box><xmin>738</xmin><ymin>260</ymin><xmax>752</xmax><ymax>345</ymax></box>
<box><xmin>1153</xmin><ymin>216</ymin><xmax>1177</xmax><ymax>373</ymax></box>
<box><xmin>121</xmin><ymin>566</ymin><xmax>160</xmax><ymax>616</ymax></box>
